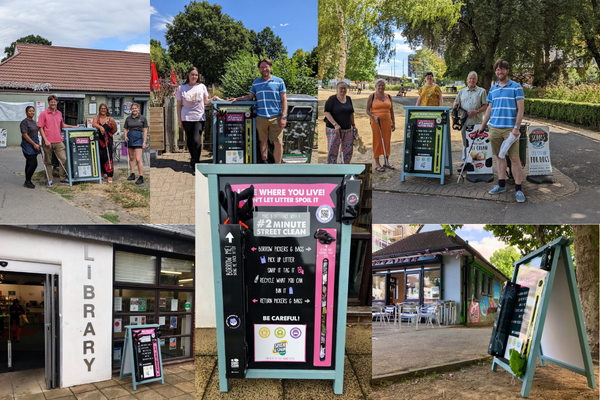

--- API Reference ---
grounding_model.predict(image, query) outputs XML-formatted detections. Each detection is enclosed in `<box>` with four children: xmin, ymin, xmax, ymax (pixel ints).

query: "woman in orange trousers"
<box><xmin>367</xmin><ymin>79</ymin><xmax>396</xmax><ymax>172</ymax></box>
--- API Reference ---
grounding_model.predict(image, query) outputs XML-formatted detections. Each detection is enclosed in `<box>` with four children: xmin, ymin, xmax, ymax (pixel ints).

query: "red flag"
<box><xmin>170</xmin><ymin>70</ymin><xmax>178</xmax><ymax>86</ymax></box>
<box><xmin>151</xmin><ymin>61</ymin><xmax>161</xmax><ymax>91</ymax></box>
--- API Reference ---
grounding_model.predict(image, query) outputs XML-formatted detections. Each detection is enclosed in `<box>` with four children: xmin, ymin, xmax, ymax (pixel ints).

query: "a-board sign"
<box><xmin>526</xmin><ymin>125</ymin><xmax>553</xmax><ymax>183</ymax></box>
<box><xmin>212</xmin><ymin>101</ymin><xmax>256</xmax><ymax>164</ymax></box>
<box><xmin>120</xmin><ymin>324</ymin><xmax>164</xmax><ymax>391</ymax></box>
<box><xmin>63</xmin><ymin>128</ymin><xmax>102</xmax><ymax>186</ymax></box>
<box><xmin>0</xmin><ymin>128</ymin><xmax>7</xmax><ymax>148</ymax></box>
<box><xmin>198</xmin><ymin>164</ymin><xmax>364</xmax><ymax>395</ymax></box>
<box><xmin>464</xmin><ymin>125</ymin><xmax>493</xmax><ymax>182</ymax></box>
<box><xmin>401</xmin><ymin>106</ymin><xmax>452</xmax><ymax>184</ymax></box>
<box><xmin>489</xmin><ymin>237</ymin><xmax>596</xmax><ymax>398</ymax></box>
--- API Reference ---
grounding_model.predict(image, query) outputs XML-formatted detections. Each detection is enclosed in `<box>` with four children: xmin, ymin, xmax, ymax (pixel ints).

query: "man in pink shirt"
<box><xmin>38</xmin><ymin>95</ymin><xmax>76</xmax><ymax>186</ymax></box>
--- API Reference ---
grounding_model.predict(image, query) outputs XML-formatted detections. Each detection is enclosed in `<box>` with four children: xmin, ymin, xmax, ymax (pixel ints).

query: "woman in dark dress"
<box><xmin>10</xmin><ymin>299</ymin><xmax>25</xmax><ymax>342</ymax></box>
<box><xmin>20</xmin><ymin>106</ymin><xmax>41</xmax><ymax>189</ymax></box>
<box><xmin>124</xmin><ymin>103</ymin><xmax>148</xmax><ymax>185</ymax></box>
<box><xmin>92</xmin><ymin>103</ymin><xmax>118</xmax><ymax>183</ymax></box>
<box><xmin>324</xmin><ymin>81</ymin><xmax>357</xmax><ymax>163</ymax></box>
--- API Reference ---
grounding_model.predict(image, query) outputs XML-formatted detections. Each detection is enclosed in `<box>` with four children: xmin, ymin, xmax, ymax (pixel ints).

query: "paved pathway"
<box><xmin>150</xmin><ymin>152</ymin><xmax>196</xmax><ymax>224</ymax></box>
<box><xmin>0</xmin><ymin>364</ymin><xmax>195</xmax><ymax>400</ymax></box>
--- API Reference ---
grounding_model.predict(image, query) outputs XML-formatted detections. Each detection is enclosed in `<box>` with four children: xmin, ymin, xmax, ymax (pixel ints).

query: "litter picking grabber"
<box><xmin>38</xmin><ymin>134</ymin><xmax>51</xmax><ymax>182</ymax></box>
<box><xmin>376</xmin><ymin>118</ymin><xmax>391</xmax><ymax>168</ymax></box>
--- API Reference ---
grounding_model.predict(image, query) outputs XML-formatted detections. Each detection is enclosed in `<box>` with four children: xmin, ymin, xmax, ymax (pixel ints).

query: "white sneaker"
<box><xmin>47</xmin><ymin>180</ymin><xmax>53</xmax><ymax>188</ymax></box>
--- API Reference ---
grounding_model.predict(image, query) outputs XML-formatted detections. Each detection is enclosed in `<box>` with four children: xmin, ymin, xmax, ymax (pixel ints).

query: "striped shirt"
<box><xmin>487</xmin><ymin>79</ymin><xmax>524</xmax><ymax>128</ymax></box>
<box><xmin>250</xmin><ymin>75</ymin><xmax>286</xmax><ymax>118</ymax></box>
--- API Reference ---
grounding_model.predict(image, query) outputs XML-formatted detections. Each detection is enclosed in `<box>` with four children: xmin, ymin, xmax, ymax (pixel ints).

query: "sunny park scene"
<box><xmin>318</xmin><ymin>0</ymin><xmax>600</xmax><ymax>223</ymax></box>
<box><xmin>149</xmin><ymin>0</ymin><xmax>318</xmax><ymax>224</ymax></box>
<box><xmin>371</xmin><ymin>224</ymin><xmax>599</xmax><ymax>399</ymax></box>
<box><xmin>0</xmin><ymin>1</ymin><xmax>150</xmax><ymax>224</ymax></box>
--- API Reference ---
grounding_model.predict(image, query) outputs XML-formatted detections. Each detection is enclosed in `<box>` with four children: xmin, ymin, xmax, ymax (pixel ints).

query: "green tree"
<box><xmin>489</xmin><ymin>246</ymin><xmax>521</xmax><ymax>278</ymax></box>
<box><xmin>221</xmin><ymin>51</ymin><xmax>317</xmax><ymax>98</ymax></box>
<box><xmin>250</xmin><ymin>27</ymin><xmax>287</xmax><ymax>60</ymax></box>
<box><xmin>345</xmin><ymin>36</ymin><xmax>377</xmax><ymax>82</ymax></box>
<box><xmin>571</xmin><ymin>0</ymin><xmax>600</xmax><ymax>70</ymax></box>
<box><xmin>3</xmin><ymin>34</ymin><xmax>51</xmax><ymax>62</ymax></box>
<box><xmin>483</xmin><ymin>225</ymin><xmax>573</xmax><ymax>256</ymax></box>
<box><xmin>413</xmin><ymin>47</ymin><xmax>447</xmax><ymax>85</ymax></box>
<box><xmin>165</xmin><ymin>0</ymin><xmax>252</xmax><ymax>85</ymax></box>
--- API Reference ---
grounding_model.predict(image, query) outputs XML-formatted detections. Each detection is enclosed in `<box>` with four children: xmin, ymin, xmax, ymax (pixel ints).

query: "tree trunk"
<box><xmin>336</xmin><ymin>3</ymin><xmax>348</xmax><ymax>81</ymax></box>
<box><xmin>572</xmin><ymin>225</ymin><xmax>599</xmax><ymax>360</ymax></box>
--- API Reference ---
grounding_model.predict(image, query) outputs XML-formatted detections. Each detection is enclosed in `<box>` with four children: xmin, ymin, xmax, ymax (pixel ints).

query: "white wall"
<box><xmin>0</xmin><ymin>226</ymin><xmax>114</xmax><ymax>388</ymax></box>
<box><xmin>443</xmin><ymin>255</ymin><xmax>462</xmax><ymax>324</ymax></box>
<box><xmin>195</xmin><ymin>173</ymin><xmax>216</xmax><ymax>328</ymax></box>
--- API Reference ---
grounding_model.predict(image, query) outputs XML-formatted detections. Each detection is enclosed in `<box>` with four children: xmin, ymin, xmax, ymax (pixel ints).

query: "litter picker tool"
<box><xmin>376</xmin><ymin>118</ymin><xmax>391</xmax><ymax>168</ymax></box>
<box><xmin>38</xmin><ymin>134</ymin><xmax>50</xmax><ymax>182</ymax></box>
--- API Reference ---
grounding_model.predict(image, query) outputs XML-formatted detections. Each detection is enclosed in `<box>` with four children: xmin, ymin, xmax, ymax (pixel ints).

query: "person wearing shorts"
<box><xmin>228</xmin><ymin>57</ymin><xmax>287</xmax><ymax>163</ymax></box>
<box><xmin>477</xmin><ymin>59</ymin><xmax>526</xmax><ymax>203</ymax></box>
<box><xmin>123</xmin><ymin>103</ymin><xmax>148</xmax><ymax>185</ymax></box>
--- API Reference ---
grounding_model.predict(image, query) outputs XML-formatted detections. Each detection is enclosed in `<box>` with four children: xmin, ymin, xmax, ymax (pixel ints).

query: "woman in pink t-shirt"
<box><xmin>176</xmin><ymin>66</ymin><xmax>214</xmax><ymax>174</ymax></box>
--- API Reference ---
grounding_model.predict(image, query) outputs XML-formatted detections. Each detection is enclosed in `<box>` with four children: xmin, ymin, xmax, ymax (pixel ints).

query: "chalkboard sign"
<box><xmin>63</xmin><ymin>128</ymin><xmax>102</xmax><ymax>186</ymax></box>
<box><xmin>490</xmin><ymin>238</ymin><xmax>596</xmax><ymax>398</ymax></box>
<box><xmin>401</xmin><ymin>107</ymin><xmax>452</xmax><ymax>184</ymax></box>
<box><xmin>212</xmin><ymin>102</ymin><xmax>256</xmax><ymax>164</ymax></box>
<box><xmin>120</xmin><ymin>324</ymin><xmax>164</xmax><ymax>390</ymax></box>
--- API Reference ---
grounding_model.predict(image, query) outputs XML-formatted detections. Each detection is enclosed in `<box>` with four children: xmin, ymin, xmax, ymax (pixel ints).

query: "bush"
<box><xmin>384</xmin><ymin>83</ymin><xmax>416</xmax><ymax>91</ymax></box>
<box><xmin>524</xmin><ymin>98</ymin><xmax>600</xmax><ymax>128</ymax></box>
<box><xmin>221</xmin><ymin>51</ymin><xmax>317</xmax><ymax>98</ymax></box>
<box><xmin>523</xmin><ymin>83</ymin><xmax>600</xmax><ymax>103</ymax></box>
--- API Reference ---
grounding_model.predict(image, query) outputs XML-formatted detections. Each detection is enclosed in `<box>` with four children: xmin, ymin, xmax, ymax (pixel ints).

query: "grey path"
<box><xmin>372</xmin><ymin>325</ymin><xmax>492</xmax><ymax>378</ymax></box>
<box><xmin>0</xmin><ymin>147</ymin><xmax>104</xmax><ymax>223</ymax></box>
<box><xmin>0</xmin><ymin>365</ymin><xmax>195</xmax><ymax>400</ymax></box>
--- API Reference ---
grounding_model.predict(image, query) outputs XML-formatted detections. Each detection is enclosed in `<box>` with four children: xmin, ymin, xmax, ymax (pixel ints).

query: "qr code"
<box><xmin>320</xmin><ymin>209</ymin><xmax>330</xmax><ymax>219</ymax></box>
<box><xmin>316</xmin><ymin>205</ymin><xmax>334</xmax><ymax>223</ymax></box>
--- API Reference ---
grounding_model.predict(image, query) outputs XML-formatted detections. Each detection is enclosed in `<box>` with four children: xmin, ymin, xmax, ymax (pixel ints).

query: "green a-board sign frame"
<box><xmin>401</xmin><ymin>106</ymin><xmax>453</xmax><ymax>185</ymax></box>
<box><xmin>196</xmin><ymin>164</ymin><xmax>364</xmax><ymax>395</ymax></box>
<box><xmin>62</xmin><ymin>128</ymin><xmax>103</xmax><ymax>187</ymax></box>
<box><xmin>119</xmin><ymin>324</ymin><xmax>165</xmax><ymax>391</ymax></box>
<box><xmin>491</xmin><ymin>237</ymin><xmax>597</xmax><ymax>397</ymax></box>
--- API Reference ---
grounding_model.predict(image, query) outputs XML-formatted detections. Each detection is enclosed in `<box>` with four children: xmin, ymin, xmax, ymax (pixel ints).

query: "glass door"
<box><xmin>44</xmin><ymin>274</ymin><xmax>58</xmax><ymax>389</ymax></box>
<box><xmin>405</xmin><ymin>271</ymin><xmax>421</xmax><ymax>304</ymax></box>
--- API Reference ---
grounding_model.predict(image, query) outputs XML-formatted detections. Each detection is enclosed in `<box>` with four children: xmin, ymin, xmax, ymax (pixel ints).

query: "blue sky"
<box><xmin>453</xmin><ymin>225</ymin><xmax>505</xmax><ymax>261</ymax></box>
<box><xmin>0</xmin><ymin>0</ymin><xmax>149</xmax><ymax>55</ymax></box>
<box><xmin>151</xmin><ymin>0</ymin><xmax>317</xmax><ymax>54</ymax></box>
<box><xmin>376</xmin><ymin>32</ymin><xmax>422</xmax><ymax>77</ymax></box>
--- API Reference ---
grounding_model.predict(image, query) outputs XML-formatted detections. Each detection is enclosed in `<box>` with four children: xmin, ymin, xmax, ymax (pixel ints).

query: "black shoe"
<box><xmin>24</xmin><ymin>181</ymin><xmax>35</xmax><ymax>189</ymax></box>
<box><xmin>60</xmin><ymin>179</ymin><xmax>69</xmax><ymax>184</ymax></box>
<box><xmin>127</xmin><ymin>173</ymin><xmax>135</xmax><ymax>181</ymax></box>
<box><xmin>135</xmin><ymin>176</ymin><xmax>144</xmax><ymax>185</ymax></box>
<box><xmin>262</xmin><ymin>159</ymin><xmax>269</xmax><ymax>164</ymax></box>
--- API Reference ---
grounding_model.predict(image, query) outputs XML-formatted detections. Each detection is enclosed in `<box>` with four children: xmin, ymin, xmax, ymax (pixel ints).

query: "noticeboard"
<box><xmin>401</xmin><ymin>107</ymin><xmax>452</xmax><ymax>184</ymax></box>
<box><xmin>212</xmin><ymin>102</ymin><xmax>256</xmax><ymax>164</ymax></box>
<box><xmin>198</xmin><ymin>164</ymin><xmax>364</xmax><ymax>395</ymax></box>
<box><xmin>63</xmin><ymin>128</ymin><xmax>102</xmax><ymax>186</ymax></box>
<box><xmin>120</xmin><ymin>324</ymin><xmax>164</xmax><ymax>390</ymax></box>
<box><xmin>490</xmin><ymin>238</ymin><xmax>596</xmax><ymax>398</ymax></box>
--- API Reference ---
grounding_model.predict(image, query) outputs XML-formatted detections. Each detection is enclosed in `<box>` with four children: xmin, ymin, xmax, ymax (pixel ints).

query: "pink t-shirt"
<box><xmin>176</xmin><ymin>83</ymin><xmax>208</xmax><ymax>121</ymax></box>
<box><xmin>37</xmin><ymin>108</ymin><xmax>64</xmax><ymax>143</ymax></box>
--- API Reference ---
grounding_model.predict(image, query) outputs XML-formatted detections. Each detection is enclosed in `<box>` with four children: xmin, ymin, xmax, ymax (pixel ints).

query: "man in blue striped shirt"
<box><xmin>230</xmin><ymin>57</ymin><xmax>287</xmax><ymax>163</ymax></box>
<box><xmin>477</xmin><ymin>59</ymin><xmax>526</xmax><ymax>203</ymax></box>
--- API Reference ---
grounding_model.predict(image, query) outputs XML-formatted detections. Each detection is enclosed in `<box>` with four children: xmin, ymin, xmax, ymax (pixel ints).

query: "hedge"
<box><xmin>524</xmin><ymin>98</ymin><xmax>600</xmax><ymax>128</ymax></box>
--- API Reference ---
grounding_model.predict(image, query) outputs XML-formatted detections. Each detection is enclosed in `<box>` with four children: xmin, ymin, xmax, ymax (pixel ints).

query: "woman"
<box><xmin>324</xmin><ymin>81</ymin><xmax>357</xmax><ymax>164</ymax></box>
<box><xmin>123</xmin><ymin>103</ymin><xmax>148</xmax><ymax>185</ymax></box>
<box><xmin>416</xmin><ymin>72</ymin><xmax>443</xmax><ymax>107</ymax></box>
<box><xmin>20</xmin><ymin>106</ymin><xmax>41</xmax><ymax>189</ymax></box>
<box><xmin>176</xmin><ymin>66</ymin><xmax>213</xmax><ymax>175</ymax></box>
<box><xmin>367</xmin><ymin>79</ymin><xmax>395</xmax><ymax>172</ymax></box>
<box><xmin>92</xmin><ymin>103</ymin><xmax>118</xmax><ymax>183</ymax></box>
<box><xmin>10</xmin><ymin>299</ymin><xmax>25</xmax><ymax>342</ymax></box>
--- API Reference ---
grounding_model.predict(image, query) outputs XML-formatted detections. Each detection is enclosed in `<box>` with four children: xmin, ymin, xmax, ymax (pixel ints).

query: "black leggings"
<box><xmin>24</xmin><ymin>153</ymin><xmax>38</xmax><ymax>182</ymax></box>
<box><xmin>182</xmin><ymin>121</ymin><xmax>204</xmax><ymax>165</ymax></box>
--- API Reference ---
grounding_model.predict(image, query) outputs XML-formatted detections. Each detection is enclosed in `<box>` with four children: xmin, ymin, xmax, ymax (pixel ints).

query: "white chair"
<box><xmin>384</xmin><ymin>305</ymin><xmax>395</xmax><ymax>326</ymax></box>
<box><xmin>372</xmin><ymin>305</ymin><xmax>389</xmax><ymax>326</ymax></box>
<box><xmin>397</xmin><ymin>303</ymin><xmax>419</xmax><ymax>330</ymax></box>
<box><xmin>420</xmin><ymin>303</ymin><xmax>442</xmax><ymax>328</ymax></box>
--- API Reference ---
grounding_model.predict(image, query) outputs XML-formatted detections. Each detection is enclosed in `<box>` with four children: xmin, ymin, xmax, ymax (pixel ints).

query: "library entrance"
<box><xmin>0</xmin><ymin>261</ymin><xmax>59</xmax><ymax>389</ymax></box>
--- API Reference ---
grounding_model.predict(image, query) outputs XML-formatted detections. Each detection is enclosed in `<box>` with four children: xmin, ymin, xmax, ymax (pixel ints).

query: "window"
<box><xmin>107</xmin><ymin>96</ymin><xmax>125</xmax><ymax>117</ymax></box>
<box><xmin>372</xmin><ymin>275</ymin><xmax>386</xmax><ymax>304</ymax></box>
<box><xmin>481</xmin><ymin>273</ymin><xmax>487</xmax><ymax>295</ymax></box>
<box><xmin>113</xmin><ymin>249</ymin><xmax>194</xmax><ymax>370</ymax></box>
<box><xmin>488</xmin><ymin>276</ymin><xmax>493</xmax><ymax>295</ymax></box>
<box><xmin>423</xmin><ymin>269</ymin><xmax>441</xmax><ymax>304</ymax></box>
<box><xmin>474</xmin><ymin>268</ymin><xmax>480</xmax><ymax>300</ymax></box>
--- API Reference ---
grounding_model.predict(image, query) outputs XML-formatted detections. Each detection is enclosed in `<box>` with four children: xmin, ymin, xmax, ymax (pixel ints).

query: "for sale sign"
<box><xmin>527</xmin><ymin>126</ymin><xmax>552</xmax><ymax>176</ymax></box>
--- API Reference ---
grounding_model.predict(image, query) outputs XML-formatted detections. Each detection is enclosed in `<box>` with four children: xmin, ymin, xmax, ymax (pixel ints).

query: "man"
<box><xmin>453</xmin><ymin>71</ymin><xmax>488</xmax><ymax>167</ymax></box>
<box><xmin>477</xmin><ymin>60</ymin><xmax>526</xmax><ymax>202</ymax></box>
<box><xmin>38</xmin><ymin>95</ymin><xmax>77</xmax><ymax>186</ymax></box>
<box><xmin>229</xmin><ymin>57</ymin><xmax>287</xmax><ymax>163</ymax></box>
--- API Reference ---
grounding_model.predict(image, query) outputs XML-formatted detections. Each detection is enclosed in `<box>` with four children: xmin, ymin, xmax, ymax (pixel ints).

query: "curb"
<box><xmin>371</xmin><ymin>355</ymin><xmax>492</xmax><ymax>384</ymax></box>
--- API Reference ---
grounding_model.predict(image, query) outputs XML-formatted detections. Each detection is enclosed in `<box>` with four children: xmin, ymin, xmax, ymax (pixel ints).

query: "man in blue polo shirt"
<box><xmin>229</xmin><ymin>57</ymin><xmax>287</xmax><ymax>163</ymax></box>
<box><xmin>477</xmin><ymin>59</ymin><xmax>526</xmax><ymax>202</ymax></box>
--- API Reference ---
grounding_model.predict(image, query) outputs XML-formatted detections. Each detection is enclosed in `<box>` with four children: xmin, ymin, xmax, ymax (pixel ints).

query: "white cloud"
<box><xmin>0</xmin><ymin>0</ymin><xmax>149</xmax><ymax>51</ymax></box>
<box><xmin>395</xmin><ymin>42</ymin><xmax>420</xmax><ymax>53</ymax></box>
<box><xmin>468</xmin><ymin>236</ymin><xmax>506</xmax><ymax>261</ymax></box>
<box><xmin>152</xmin><ymin>12</ymin><xmax>174</xmax><ymax>32</ymax></box>
<box><xmin>125</xmin><ymin>43</ymin><xmax>150</xmax><ymax>53</ymax></box>
<box><xmin>280</xmin><ymin>23</ymin><xmax>289</xmax><ymax>27</ymax></box>
<box><xmin>461</xmin><ymin>225</ymin><xmax>486</xmax><ymax>232</ymax></box>
<box><xmin>150</xmin><ymin>6</ymin><xmax>157</xmax><ymax>15</ymax></box>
